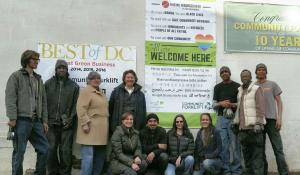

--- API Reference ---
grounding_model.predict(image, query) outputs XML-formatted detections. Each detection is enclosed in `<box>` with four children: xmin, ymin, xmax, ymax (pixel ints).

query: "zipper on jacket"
<box><xmin>55</xmin><ymin>81</ymin><xmax>63</xmax><ymax>121</ymax></box>
<box><xmin>28</xmin><ymin>76</ymin><xmax>33</xmax><ymax>118</ymax></box>
<box><xmin>177</xmin><ymin>135</ymin><xmax>180</xmax><ymax>157</ymax></box>
<box><xmin>129</xmin><ymin>135</ymin><xmax>134</xmax><ymax>151</ymax></box>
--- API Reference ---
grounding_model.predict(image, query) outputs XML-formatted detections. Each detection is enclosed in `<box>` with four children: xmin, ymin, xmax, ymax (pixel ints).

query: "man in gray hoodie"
<box><xmin>45</xmin><ymin>59</ymin><xmax>79</xmax><ymax>175</ymax></box>
<box><xmin>5</xmin><ymin>50</ymin><xmax>49</xmax><ymax>175</ymax></box>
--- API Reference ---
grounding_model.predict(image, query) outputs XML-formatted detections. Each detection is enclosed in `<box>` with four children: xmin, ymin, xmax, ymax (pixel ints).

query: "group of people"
<box><xmin>5</xmin><ymin>49</ymin><xmax>289</xmax><ymax>175</ymax></box>
<box><xmin>213</xmin><ymin>66</ymin><xmax>289</xmax><ymax>175</ymax></box>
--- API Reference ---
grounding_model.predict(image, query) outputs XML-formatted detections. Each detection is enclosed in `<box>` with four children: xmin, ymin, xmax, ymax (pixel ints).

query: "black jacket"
<box><xmin>140</xmin><ymin>126</ymin><xmax>167</xmax><ymax>156</ymax></box>
<box><xmin>45</xmin><ymin>76</ymin><xmax>79</xmax><ymax>127</ymax></box>
<box><xmin>167</xmin><ymin>129</ymin><xmax>194</xmax><ymax>164</ymax></box>
<box><xmin>109</xmin><ymin>83</ymin><xmax>146</xmax><ymax>133</ymax></box>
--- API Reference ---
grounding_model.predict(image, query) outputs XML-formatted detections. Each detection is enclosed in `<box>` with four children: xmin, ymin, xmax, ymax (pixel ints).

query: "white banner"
<box><xmin>145</xmin><ymin>0</ymin><xmax>216</xmax><ymax>126</ymax></box>
<box><xmin>37</xmin><ymin>43</ymin><xmax>136</xmax><ymax>97</ymax></box>
<box><xmin>146</xmin><ymin>0</ymin><xmax>216</xmax><ymax>44</ymax></box>
<box><xmin>145</xmin><ymin>66</ymin><xmax>215</xmax><ymax>113</ymax></box>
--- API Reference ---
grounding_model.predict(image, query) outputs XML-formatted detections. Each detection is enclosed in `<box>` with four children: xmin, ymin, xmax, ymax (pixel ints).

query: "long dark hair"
<box><xmin>171</xmin><ymin>114</ymin><xmax>191</xmax><ymax>136</ymax></box>
<box><xmin>200</xmin><ymin>113</ymin><xmax>214</xmax><ymax>147</ymax></box>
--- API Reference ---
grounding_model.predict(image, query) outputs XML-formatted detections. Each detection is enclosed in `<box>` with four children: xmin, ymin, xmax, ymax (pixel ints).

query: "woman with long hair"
<box><xmin>165</xmin><ymin>114</ymin><xmax>195</xmax><ymax>175</ymax></box>
<box><xmin>194</xmin><ymin>113</ymin><xmax>222</xmax><ymax>175</ymax></box>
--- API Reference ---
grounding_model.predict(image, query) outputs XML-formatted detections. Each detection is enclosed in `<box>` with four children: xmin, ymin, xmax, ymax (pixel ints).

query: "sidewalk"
<box><xmin>0</xmin><ymin>140</ymin><xmax>80</xmax><ymax>175</ymax></box>
<box><xmin>1</xmin><ymin>140</ymin><xmax>299</xmax><ymax>175</ymax></box>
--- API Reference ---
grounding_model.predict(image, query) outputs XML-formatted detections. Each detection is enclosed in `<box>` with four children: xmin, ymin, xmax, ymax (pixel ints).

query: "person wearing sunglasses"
<box><xmin>165</xmin><ymin>114</ymin><xmax>195</xmax><ymax>175</ymax></box>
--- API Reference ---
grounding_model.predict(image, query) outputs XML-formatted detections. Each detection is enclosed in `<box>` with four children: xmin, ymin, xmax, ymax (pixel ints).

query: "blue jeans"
<box><xmin>80</xmin><ymin>145</ymin><xmax>106</xmax><ymax>175</ymax></box>
<box><xmin>194</xmin><ymin>159</ymin><xmax>222</xmax><ymax>175</ymax></box>
<box><xmin>216</xmin><ymin>116</ymin><xmax>241</xmax><ymax>175</ymax></box>
<box><xmin>12</xmin><ymin>117</ymin><xmax>49</xmax><ymax>175</ymax></box>
<box><xmin>165</xmin><ymin>155</ymin><xmax>194</xmax><ymax>175</ymax></box>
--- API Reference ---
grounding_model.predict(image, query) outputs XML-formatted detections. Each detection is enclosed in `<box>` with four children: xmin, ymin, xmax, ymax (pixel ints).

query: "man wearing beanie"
<box><xmin>139</xmin><ymin>113</ymin><xmax>169</xmax><ymax>175</ymax></box>
<box><xmin>213</xmin><ymin>66</ymin><xmax>242</xmax><ymax>175</ymax></box>
<box><xmin>45</xmin><ymin>59</ymin><xmax>79</xmax><ymax>175</ymax></box>
<box><xmin>255</xmin><ymin>63</ymin><xmax>289</xmax><ymax>175</ymax></box>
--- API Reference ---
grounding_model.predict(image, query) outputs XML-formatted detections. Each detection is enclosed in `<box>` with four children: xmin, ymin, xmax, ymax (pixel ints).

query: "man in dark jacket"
<box><xmin>45</xmin><ymin>59</ymin><xmax>79</xmax><ymax>175</ymax></box>
<box><xmin>6</xmin><ymin>50</ymin><xmax>49</xmax><ymax>175</ymax></box>
<box><xmin>140</xmin><ymin>113</ymin><xmax>168</xmax><ymax>175</ymax></box>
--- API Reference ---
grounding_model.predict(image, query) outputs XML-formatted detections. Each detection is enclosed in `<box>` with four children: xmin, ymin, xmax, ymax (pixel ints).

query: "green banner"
<box><xmin>146</xmin><ymin>41</ymin><xmax>216</xmax><ymax>66</ymax></box>
<box><xmin>224</xmin><ymin>2</ymin><xmax>300</xmax><ymax>53</ymax></box>
<box><xmin>154</xmin><ymin>112</ymin><xmax>217</xmax><ymax>128</ymax></box>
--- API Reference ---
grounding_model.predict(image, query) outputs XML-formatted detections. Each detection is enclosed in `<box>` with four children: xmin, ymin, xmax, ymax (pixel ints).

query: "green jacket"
<box><xmin>5</xmin><ymin>68</ymin><xmax>48</xmax><ymax>122</ymax></box>
<box><xmin>110</xmin><ymin>125</ymin><xmax>143</xmax><ymax>169</ymax></box>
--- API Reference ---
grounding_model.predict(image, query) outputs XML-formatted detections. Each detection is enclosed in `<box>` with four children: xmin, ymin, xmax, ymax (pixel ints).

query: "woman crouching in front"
<box><xmin>194</xmin><ymin>113</ymin><xmax>222</xmax><ymax>175</ymax></box>
<box><xmin>110</xmin><ymin>112</ymin><xmax>147</xmax><ymax>175</ymax></box>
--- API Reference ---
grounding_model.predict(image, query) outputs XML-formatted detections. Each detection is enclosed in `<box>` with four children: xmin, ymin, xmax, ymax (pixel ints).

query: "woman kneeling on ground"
<box><xmin>194</xmin><ymin>113</ymin><xmax>222</xmax><ymax>175</ymax></box>
<box><xmin>110</xmin><ymin>112</ymin><xmax>147</xmax><ymax>175</ymax></box>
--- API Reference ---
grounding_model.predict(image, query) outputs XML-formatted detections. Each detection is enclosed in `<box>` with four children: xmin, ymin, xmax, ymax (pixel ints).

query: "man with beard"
<box><xmin>233</xmin><ymin>69</ymin><xmax>265</xmax><ymax>175</ymax></box>
<box><xmin>139</xmin><ymin>113</ymin><xmax>168</xmax><ymax>175</ymax></box>
<box><xmin>213</xmin><ymin>66</ymin><xmax>242</xmax><ymax>175</ymax></box>
<box><xmin>255</xmin><ymin>63</ymin><xmax>289</xmax><ymax>175</ymax></box>
<box><xmin>45</xmin><ymin>59</ymin><xmax>79</xmax><ymax>175</ymax></box>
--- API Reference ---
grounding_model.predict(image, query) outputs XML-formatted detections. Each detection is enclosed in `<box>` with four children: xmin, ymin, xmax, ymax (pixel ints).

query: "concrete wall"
<box><xmin>0</xmin><ymin>0</ymin><xmax>300</xmax><ymax>172</ymax></box>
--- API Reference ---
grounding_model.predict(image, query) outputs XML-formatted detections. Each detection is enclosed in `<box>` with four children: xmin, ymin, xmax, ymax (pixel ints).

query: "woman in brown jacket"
<box><xmin>76</xmin><ymin>71</ymin><xmax>109</xmax><ymax>175</ymax></box>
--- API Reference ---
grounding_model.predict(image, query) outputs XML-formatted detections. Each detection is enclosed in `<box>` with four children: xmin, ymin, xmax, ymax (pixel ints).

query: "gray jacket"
<box><xmin>5</xmin><ymin>68</ymin><xmax>48</xmax><ymax>122</ymax></box>
<box><xmin>45</xmin><ymin>75</ymin><xmax>79</xmax><ymax>126</ymax></box>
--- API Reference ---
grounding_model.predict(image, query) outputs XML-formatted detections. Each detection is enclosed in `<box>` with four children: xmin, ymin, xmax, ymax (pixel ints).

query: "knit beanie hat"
<box><xmin>146</xmin><ymin>113</ymin><xmax>159</xmax><ymax>123</ymax></box>
<box><xmin>255</xmin><ymin>63</ymin><xmax>267</xmax><ymax>74</ymax></box>
<box><xmin>55</xmin><ymin>59</ymin><xmax>68</xmax><ymax>69</ymax></box>
<box><xmin>219</xmin><ymin>66</ymin><xmax>231</xmax><ymax>75</ymax></box>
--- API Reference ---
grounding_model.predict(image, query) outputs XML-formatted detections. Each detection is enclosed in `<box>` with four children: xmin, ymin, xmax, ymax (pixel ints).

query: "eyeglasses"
<box><xmin>176</xmin><ymin>120</ymin><xmax>184</xmax><ymax>123</ymax></box>
<box><xmin>91</xmin><ymin>77</ymin><xmax>101</xmax><ymax>80</ymax></box>
<box><xmin>32</xmin><ymin>58</ymin><xmax>40</xmax><ymax>62</ymax></box>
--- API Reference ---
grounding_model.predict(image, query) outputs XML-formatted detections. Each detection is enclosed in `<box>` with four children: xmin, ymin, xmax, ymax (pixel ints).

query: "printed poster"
<box><xmin>145</xmin><ymin>0</ymin><xmax>217</xmax><ymax>127</ymax></box>
<box><xmin>37</xmin><ymin>43</ymin><xmax>136</xmax><ymax>98</ymax></box>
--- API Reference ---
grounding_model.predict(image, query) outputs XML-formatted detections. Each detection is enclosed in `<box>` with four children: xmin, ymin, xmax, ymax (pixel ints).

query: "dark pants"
<box><xmin>263</xmin><ymin>119</ymin><xmax>289</xmax><ymax>175</ymax></box>
<box><xmin>238</xmin><ymin>130</ymin><xmax>264</xmax><ymax>175</ymax></box>
<box><xmin>146</xmin><ymin>152</ymin><xmax>168</xmax><ymax>175</ymax></box>
<box><xmin>47</xmin><ymin>125</ymin><xmax>73</xmax><ymax>175</ymax></box>
<box><xmin>12</xmin><ymin>117</ymin><xmax>49</xmax><ymax>175</ymax></box>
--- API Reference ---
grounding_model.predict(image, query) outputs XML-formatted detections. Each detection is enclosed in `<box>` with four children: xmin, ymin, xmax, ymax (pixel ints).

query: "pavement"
<box><xmin>1</xmin><ymin>137</ymin><xmax>300</xmax><ymax>175</ymax></box>
<box><xmin>0</xmin><ymin>137</ymin><xmax>80</xmax><ymax>175</ymax></box>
